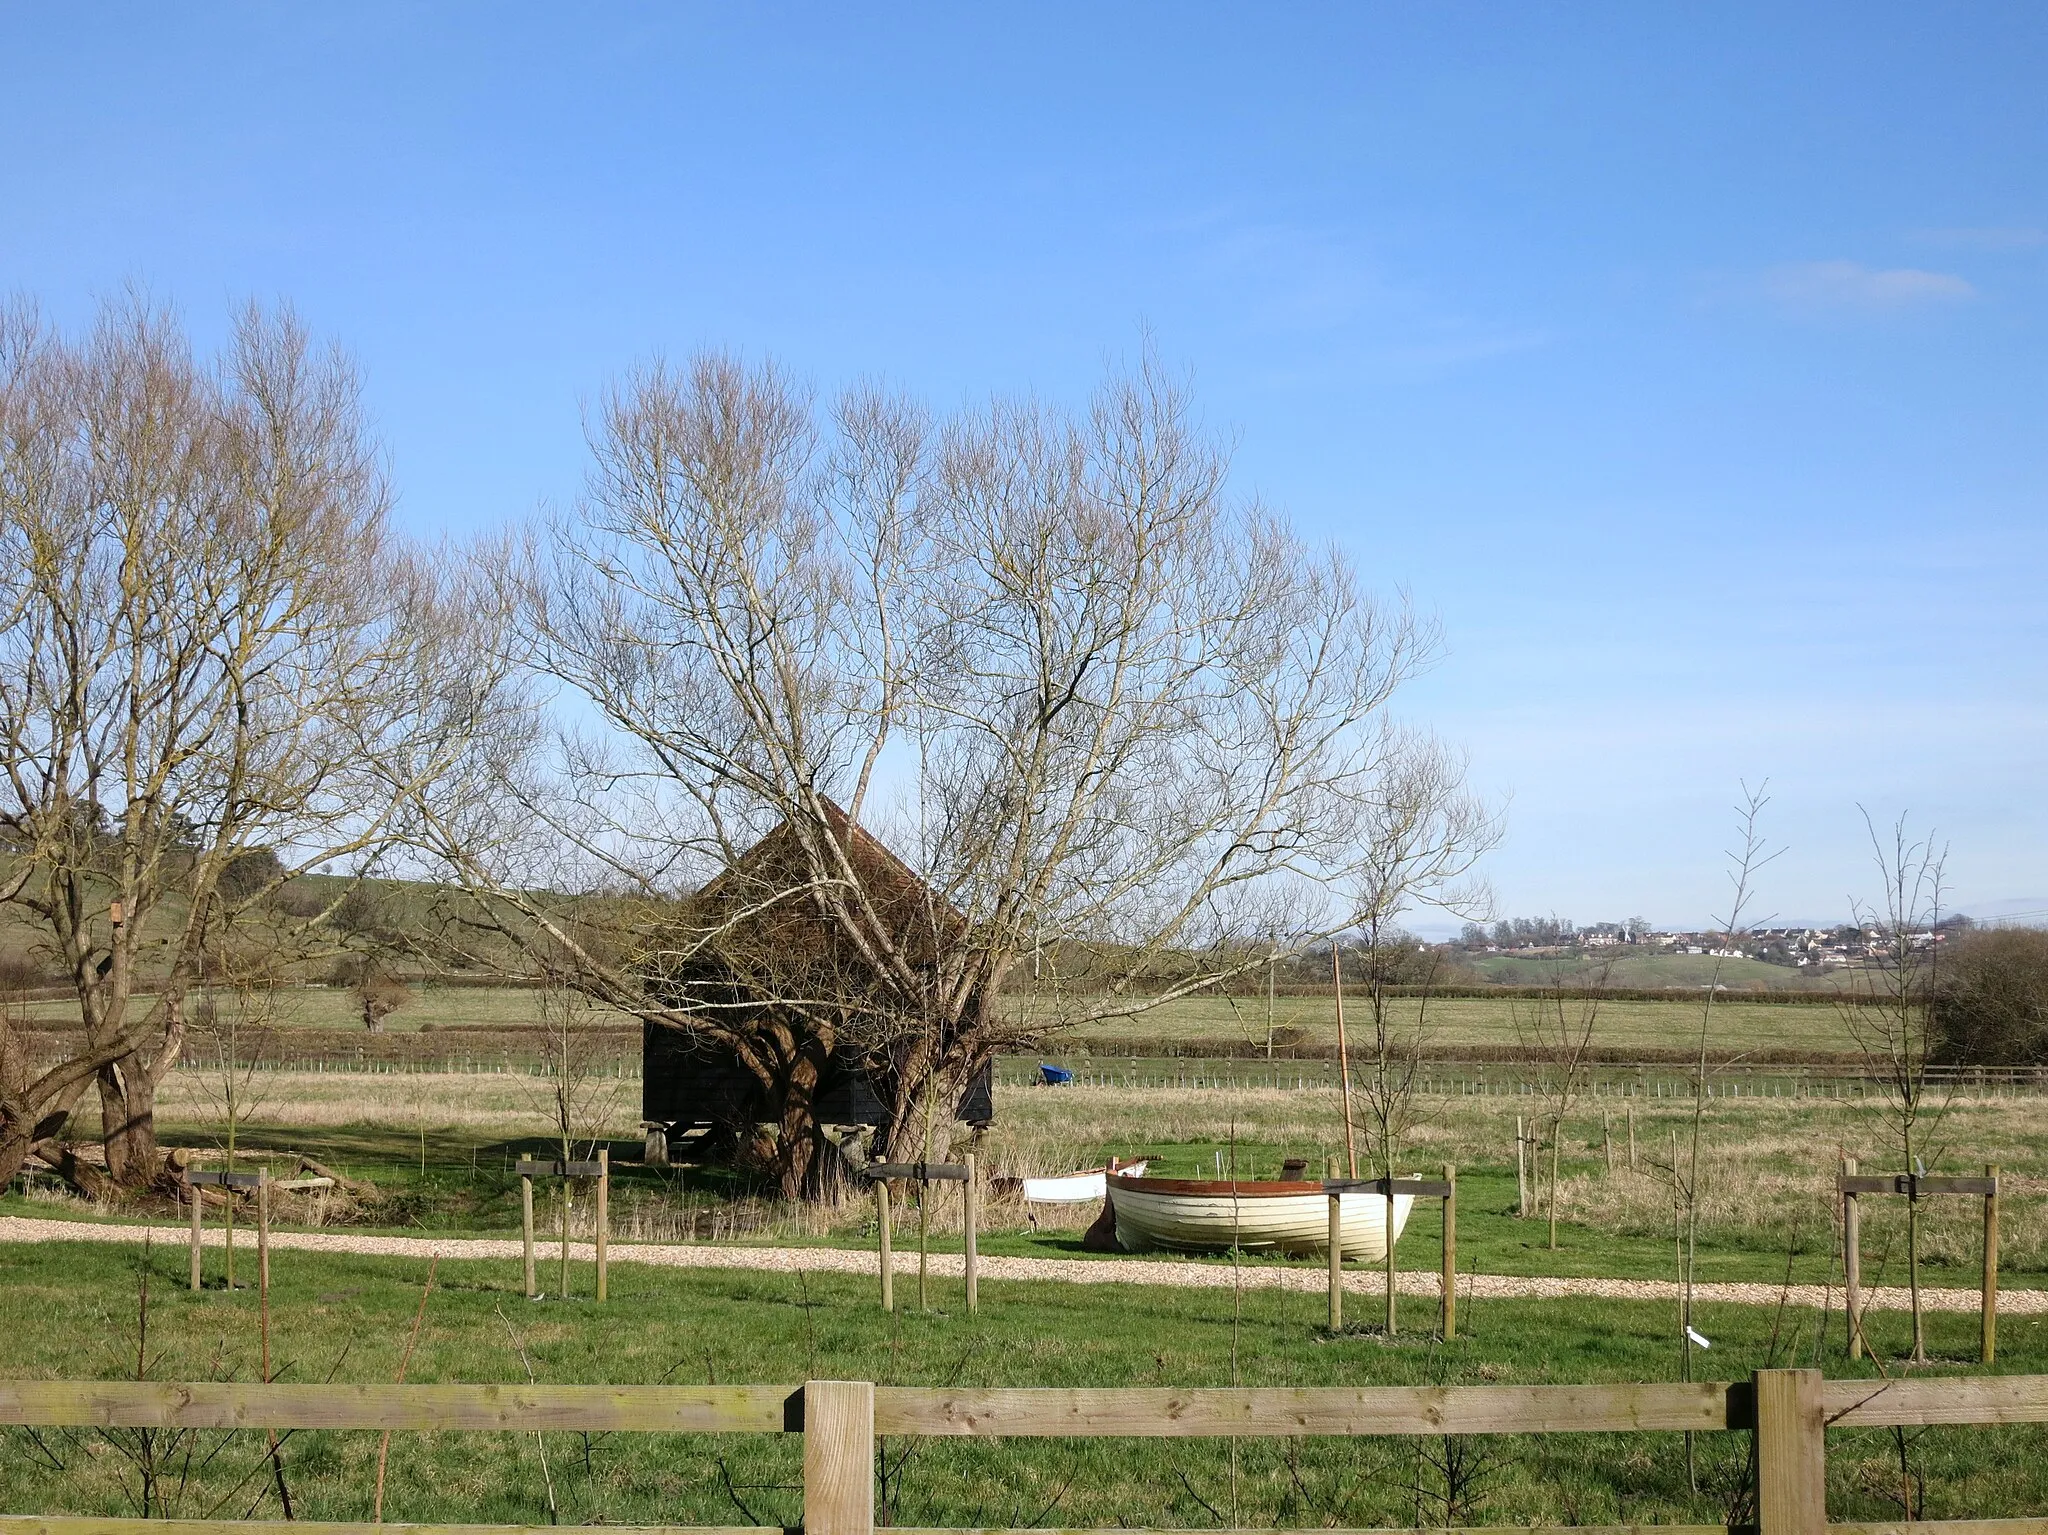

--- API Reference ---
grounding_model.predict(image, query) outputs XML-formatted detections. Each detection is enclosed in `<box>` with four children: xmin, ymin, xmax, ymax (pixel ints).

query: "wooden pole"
<box><xmin>963</xmin><ymin>1153</ymin><xmax>979</xmax><ymax>1315</ymax></box>
<box><xmin>1627</xmin><ymin>1107</ymin><xmax>1637</xmax><ymax>1173</ymax></box>
<box><xmin>559</xmin><ymin>1175</ymin><xmax>571</xmax><ymax>1300</ymax></box>
<box><xmin>1441</xmin><ymin>1163</ymin><xmax>1457</xmax><ymax>1340</ymax></box>
<box><xmin>1843</xmin><ymin>1155</ymin><xmax>1863</xmax><ymax>1360</ymax></box>
<box><xmin>596</xmin><ymin>1149</ymin><xmax>609</xmax><ymax>1304</ymax></box>
<box><xmin>257</xmin><ymin>1168</ymin><xmax>272</xmax><ymax>1383</ymax></box>
<box><xmin>1983</xmin><ymin>1162</ymin><xmax>2000</xmax><ymax>1365</ymax></box>
<box><xmin>1327</xmin><ymin>1189</ymin><xmax>1343</xmax><ymax>1332</ymax></box>
<box><xmin>1753</xmin><ymin>1367</ymin><xmax>1826</xmax><ymax>1535</ymax></box>
<box><xmin>1384</xmin><ymin>1181</ymin><xmax>1397</xmax><ymax>1336</ymax></box>
<box><xmin>189</xmin><ymin>1182</ymin><xmax>203</xmax><ymax>1292</ymax></box>
<box><xmin>917</xmin><ymin>1175</ymin><xmax>929</xmax><ymax>1312</ymax></box>
<box><xmin>521</xmin><ymin>1173</ymin><xmax>536</xmax><ymax>1298</ymax></box>
<box><xmin>1332</xmin><ymin>948</ymin><xmax>1357</xmax><ymax>1178</ymax></box>
<box><xmin>1548</xmin><ymin>1131</ymin><xmax>1561</xmax><ymax>1251</ymax></box>
<box><xmin>257</xmin><ymin>1167</ymin><xmax>271</xmax><ymax>1297</ymax></box>
<box><xmin>802</xmin><ymin>1380</ymin><xmax>875</xmax><ymax>1535</ymax></box>
<box><xmin>1515</xmin><ymin>1115</ymin><xmax>1528</xmax><ymax>1217</ymax></box>
<box><xmin>876</xmin><ymin>1180</ymin><xmax>893</xmax><ymax>1312</ymax></box>
<box><xmin>1603</xmin><ymin>1111</ymin><xmax>1613</xmax><ymax>1174</ymax></box>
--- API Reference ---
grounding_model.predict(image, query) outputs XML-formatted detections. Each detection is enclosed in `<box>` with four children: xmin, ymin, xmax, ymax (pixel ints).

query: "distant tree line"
<box><xmin>1933</xmin><ymin>926</ymin><xmax>2048</xmax><ymax>1066</ymax></box>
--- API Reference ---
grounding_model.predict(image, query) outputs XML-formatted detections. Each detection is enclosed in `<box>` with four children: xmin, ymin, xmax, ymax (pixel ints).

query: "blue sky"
<box><xmin>3</xmin><ymin>4</ymin><xmax>2043</xmax><ymax>930</ymax></box>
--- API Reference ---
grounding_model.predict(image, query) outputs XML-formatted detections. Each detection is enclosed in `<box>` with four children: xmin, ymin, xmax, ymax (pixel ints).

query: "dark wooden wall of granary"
<box><xmin>641</xmin><ymin>1019</ymin><xmax>993</xmax><ymax>1133</ymax></box>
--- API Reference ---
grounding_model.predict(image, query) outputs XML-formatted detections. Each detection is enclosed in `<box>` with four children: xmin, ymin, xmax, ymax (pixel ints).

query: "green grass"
<box><xmin>2</xmin><ymin>1238</ymin><xmax>2045</xmax><ymax>1528</ymax></box>
<box><xmin>23</xmin><ymin>978</ymin><xmax>1860</xmax><ymax>1058</ymax></box>
<box><xmin>1036</xmin><ymin>992</ymin><xmax>1863</xmax><ymax>1055</ymax></box>
<box><xmin>1458</xmin><ymin>950</ymin><xmax>1833</xmax><ymax>991</ymax></box>
<box><xmin>6</xmin><ymin>1108</ymin><xmax>2028</xmax><ymax>1297</ymax></box>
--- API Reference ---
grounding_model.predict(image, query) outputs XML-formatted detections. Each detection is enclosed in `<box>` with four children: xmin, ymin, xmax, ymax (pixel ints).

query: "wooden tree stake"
<box><xmin>257</xmin><ymin>1167</ymin><xmax>271</xmax><ymax>1296</ymax></box>
<box><xmin>189</xmin><ymin>1183</ymin><xmax>203</xmax><ymax>1293</ymax></box>
<box><xmin>1327</xmin><ymin>1189</ymin><xmax>1343</xmax><ymax>1332</ymax></box>
<box><xmin>964</xmin><ymin>1153</ymin><xmax>978</xmax><ymax>1315</ymax></box>
<box><xmin>1384</xmin><ymin>1181</ymin><xmax>1398</xmax><ymax>1336</ymax></box>
<box><xmin>559</xmin><ymin>1178</ymin><xmax>571</xmax><ymax>1299</ymax></box>
<box><xmin>1983</xmin><ymin>1161</ymin><xmax>2000</xmax><ymax>1364</ymax></box>
<box><xmin>1515</xmin><ymin>1115</ymin><xmax>1528</xmax><ymax>1216</ymax></box>
<box><xmin>596</xmin><ymin>1148</ymin><xmax>609</xmax><ymax>1304</ymax></box>
<box><xmin>877</xmin><ymin>1180</ymin><xmax>893</xmax><ymax>1312</ymax></box>
<box><xmin>1441</xmin><ymin>1162</ymin><xmax>1457</xmax><ymax>1340</ymax></box>
<box><xmin>521</xmin><ymin>1173</ymin><xmax>536</xmax><ymax>1298</ymax></box>
<box><xmin>1843</xmin><ymin>1155</ymin><xmax>1863</xmax><ymax>1360</ymax></box>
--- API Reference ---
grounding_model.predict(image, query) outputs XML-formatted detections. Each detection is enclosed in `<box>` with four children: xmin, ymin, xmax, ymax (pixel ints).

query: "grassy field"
<box><xmin>22</xmin><ymin>981</ymin><xmax>1871</xmax><ymax>1060</ymax></box>
<box><xmin>14</xmin><ymin>1069</ymin><xmax>2045</xmax><ymax>1289</ymax></box>
<box><xmin>5</xmin><ymin>1237</ymin><xmax>2048</xmax><ymax>1528</ymax></box>
<box><xmin>1457</xmin><ymin>949</ymin><xmax>1833</xmax><ymax>991</ymax></box>
<box><xmin>9</xmin><ymin>1062</ymin><xmax>2048</xmax><ymax>1525</ymax></box>
<box><xmin>1040</xmin><ymin>990</ymin><xmax>1863</xmax><ymax>1055</ymax></box>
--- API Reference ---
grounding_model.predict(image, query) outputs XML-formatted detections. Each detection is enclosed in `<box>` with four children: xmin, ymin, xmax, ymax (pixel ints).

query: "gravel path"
<box><xmin>1</xmin><ymin>1214</ymin><xmax>2025</xmax><ymax>1315</ymax></box>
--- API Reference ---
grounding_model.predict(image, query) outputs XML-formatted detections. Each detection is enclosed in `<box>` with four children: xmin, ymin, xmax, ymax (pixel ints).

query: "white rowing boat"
<box><xmin>1020</xmin><ymin>1159</ymin><xmax>1149</xmax><ymax>1203</ymax></box>
<box><xmin>1105</xmin><ymin>1176</ymin><xmax>1413</xmax><ymax>1261</ymax></box>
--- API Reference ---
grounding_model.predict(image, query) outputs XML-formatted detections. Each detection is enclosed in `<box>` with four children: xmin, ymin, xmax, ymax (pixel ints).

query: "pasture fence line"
<box><xmin>6</xmin><ymin>1370</ymin><xmax>2048</xmax><ymax>1535</ymax></box>
<box><xmin>131</xmin><ymin>1048</ymin><xmax>2048</xmax><ymax>1099</ymax></box>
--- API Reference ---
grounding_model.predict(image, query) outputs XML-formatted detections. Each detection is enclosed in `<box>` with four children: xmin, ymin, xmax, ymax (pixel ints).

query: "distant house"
<box><xmin>640</xmin><ymin>803</ymin><xmax>994</xmax><ymax>1161</ymax></box>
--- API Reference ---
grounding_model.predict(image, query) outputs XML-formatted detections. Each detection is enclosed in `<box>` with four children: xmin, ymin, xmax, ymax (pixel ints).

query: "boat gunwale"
<box><xmin>1113</xmin><ymin>1177</ymin><xmax>1335</xmax><ymax>1198</ymax></box>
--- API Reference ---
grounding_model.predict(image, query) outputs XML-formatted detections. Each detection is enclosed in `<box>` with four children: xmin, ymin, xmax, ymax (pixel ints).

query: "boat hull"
<box><xmin>1106</xmin><ymin>1178</ymin><xmax>1413</xmax><ymax>1260</ymax></box>
<box><xmin>1021</xmin><ymin>1161</ymin><xmax>1149</xmax><ymax>1203</ymax></box>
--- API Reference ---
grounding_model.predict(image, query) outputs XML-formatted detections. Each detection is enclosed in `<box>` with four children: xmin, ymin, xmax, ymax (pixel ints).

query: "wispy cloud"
<box><xmin>1166</xmin><ymin>214</ymin><xmax>1552</xmax><ymax>371</ymax></box>
<box><xmin>1909</xmin><ymin>226</ymin><xmax>2048</xmax><ymax>251</ymax></box>
<box><xmin>1760</xmin><ymin>260</ymin><xmax>1975</xmax><ymax>309</ymax></box>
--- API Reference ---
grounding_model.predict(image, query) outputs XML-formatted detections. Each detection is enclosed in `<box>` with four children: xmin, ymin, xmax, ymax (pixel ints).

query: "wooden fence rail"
<box><xmin>8</xmin><ymin>1372</ymin><xmax>2048</xmax><ymax>1535</ymax></box>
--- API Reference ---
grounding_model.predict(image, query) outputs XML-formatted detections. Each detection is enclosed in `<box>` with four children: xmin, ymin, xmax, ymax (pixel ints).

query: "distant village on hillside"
<box><xmin>1450</xmin><ymin>915</ymin><xmax>1976</xmax><ymax>969</ymax></box>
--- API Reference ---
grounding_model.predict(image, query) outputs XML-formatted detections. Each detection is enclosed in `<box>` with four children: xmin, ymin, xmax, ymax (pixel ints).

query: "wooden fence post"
<box><xmin>1603</xmin><ymin>1111</ymin><xmax>1613</xmax><ymax>1173</ymax></box>
<box><xmin>189</xmin><ymin>1182</ymin><xmax>203</xmax><ymax>1292</ymax></box>
<box><xmin>1984</xmin><ymin>1162</ymin><xmax>2000</xmax><ymax>1364</ymax></box>
<box><xmin>521</xmin><ymin>1172</ymin><xmax>536</xmax><ymax>1299</ymax></box>
<box><xmin>1753</xmin><ymin>1367</ymin><xmax>1826</xmax><ymax>1535</ymax></box>
<box><xmin>803</xmin><ymin>1379</ymin><xmax>874</xmax><ymax>1535</ymax></box>
<box><xmin>1327</xmin><ymin>1188</ymin><xmax>1343</xmax><ymax>1332</ymax></box>
<box><xmin>877</xmin><ymin>1179</ymin><xmax>893</xmax><ymax>1312</ymax></box>
<box><xmin>257</xmin><ymin>1167</ymin><xmax>271</xmax><ymax>1296</ymax></box>
<box><xmin>1441</xmin><ymin>1163</ymin><xmax>1457</xmax><ymax>1340</ymax></box>
<box><xmin>1515</xmin><ymin>1115</ymin><xmax>1528</xmax><ymax>1216</ymax></box>
<box><xmin>964</xmin><ymin>1152</ymin><xmax>978</xmax><ymax>1315</ymax></box>
<box><xmin>596</xmin><ymin>1149</ymin><xmax>610</xmax><ymax>1304</ymax></box>
<box><xmin>1843</xmin><ymin>1155</ymin><xmax>1863</xmax><ymax>1360</ymax></box>
<box><xmin>559</xmin><ymin>1172</ymin><xmax>572</xmax><ymax>1300</ymax></box>
<box><xmin>1384</xmin><ymin>1181</ymin><xmax>1398</xmax><ymax>1336</ymax></box>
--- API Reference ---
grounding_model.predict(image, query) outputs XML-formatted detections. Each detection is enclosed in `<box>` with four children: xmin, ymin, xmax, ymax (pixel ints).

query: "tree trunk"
<box><xmin>98</xmin><ymin>1038</ymin><xmax>180</xmax><ymax>1189</ymax></box>
<box><xmin>0</xmin><ymin>1113</ymin><xmax>34</xmax><ymax>1195</ymax></box>
<box><xmin>36</xmin><ymin>1140</ymin><xmax>115</xmax><ymax>1201</ymax></box>
<box><xmin>771</xmin><ymin>1032</ymin><xmax>833</xmax><ymax>1201</ymax></box>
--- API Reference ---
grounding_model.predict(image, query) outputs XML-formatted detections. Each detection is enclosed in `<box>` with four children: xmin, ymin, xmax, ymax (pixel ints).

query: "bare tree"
<box><xmin>0</xmin><ymin>297</ymin><xmax>501</xmax><ymax>1192</ymax></box>
<box><xmin>1840</xmin><ymin>810</ymin><xmax>1950</xmax><ymax>1362</ymax></box>
<box><xmin>1662</xmin><ymin>783</ymin><xmax>1777</xmax><ymax>1468</ymax></box>
<box><xmin>1513</xmin><ymin>962</ymin><xmax>1606</xmax><ymax>1251</ymax></box>
<box><xmin>182</xmin><ymin>941</ymin><xmax>288</xmax><ymax>1289</ymax></box>
<box><xmin>426</xmin><ymin>350</ymin><xmax>1484</xmax><ymax>1197</ymax></box>
<box><xmin>352</xmin><ymin>961</ymin><xmax>413</xmax><ymax>1033</ymax></box>
<box><xmin>1343</xmin><ymin>734</ymin><xmax>1496</xmax><ymax>1324</ymax></box>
